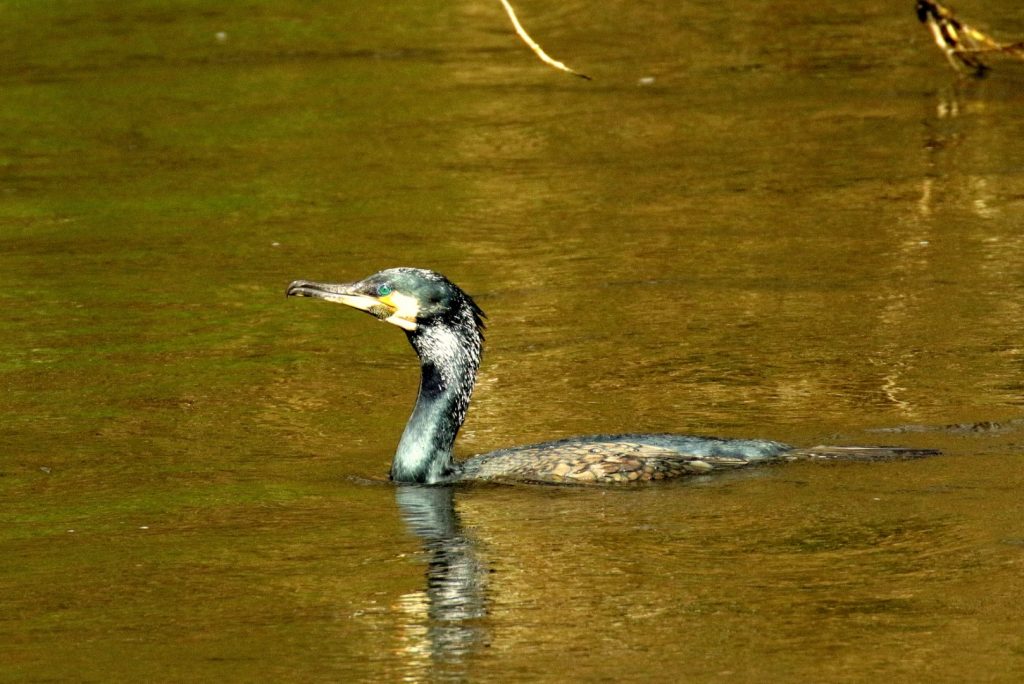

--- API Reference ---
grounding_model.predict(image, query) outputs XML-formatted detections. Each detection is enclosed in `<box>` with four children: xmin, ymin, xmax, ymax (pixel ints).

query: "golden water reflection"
<box><xmin>3</xmin><ymin>1</ymin><xmax>1024</xmax><ymax>681</ymax></box>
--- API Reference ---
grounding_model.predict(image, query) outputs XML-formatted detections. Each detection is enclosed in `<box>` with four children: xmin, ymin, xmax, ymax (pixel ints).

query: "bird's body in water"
<box><xmin>286</xmin><ymin>268</ymin><xmax>937</xmax><ymax>485</ymax></box>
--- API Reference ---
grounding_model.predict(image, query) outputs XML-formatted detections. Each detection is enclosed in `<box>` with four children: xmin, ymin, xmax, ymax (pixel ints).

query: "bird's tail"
<box><xmin>784</xmin><ymin>445</ymin><xmax>941</xmax><ymax>462</ymax></box>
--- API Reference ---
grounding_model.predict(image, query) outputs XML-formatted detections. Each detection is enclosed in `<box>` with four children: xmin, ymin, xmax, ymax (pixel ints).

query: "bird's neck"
<box><xmin>392</xmin><ymin>323</ymin><xmax>481</xmax><ymax>484</ymax></box>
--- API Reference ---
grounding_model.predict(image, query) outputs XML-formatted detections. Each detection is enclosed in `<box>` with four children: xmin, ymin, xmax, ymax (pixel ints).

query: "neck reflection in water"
<box><xmin>393</xmin><ymin>485</ymin><xmax>489</xmax><ymax>669</ymax></box>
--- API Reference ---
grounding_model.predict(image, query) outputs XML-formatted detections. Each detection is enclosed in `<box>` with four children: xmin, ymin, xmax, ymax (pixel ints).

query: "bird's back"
<box><xmin>456</xmin><ymin>434</ymin><xmax>793</xmax><ymax>484</ymax></box>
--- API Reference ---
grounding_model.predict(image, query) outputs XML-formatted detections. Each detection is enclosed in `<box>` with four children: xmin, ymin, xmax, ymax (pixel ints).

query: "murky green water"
<box><xmin>3</xmin><ymin>1</ymin><xmax>1024</xmax><ymax>681</ymax></box>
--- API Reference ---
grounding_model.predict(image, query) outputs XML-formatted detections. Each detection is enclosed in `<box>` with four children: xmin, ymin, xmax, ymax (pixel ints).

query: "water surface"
<box><xmin>2</xmin><ymin>1</ymin><xmax>1024</xmax><ymax>681</ymax></box>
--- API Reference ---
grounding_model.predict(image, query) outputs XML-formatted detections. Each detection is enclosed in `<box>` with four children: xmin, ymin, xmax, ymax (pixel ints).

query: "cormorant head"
<box><xmin>286</xmin><ymin>268</ymin><xmax>486</xmax><ymax>339</ymax></box>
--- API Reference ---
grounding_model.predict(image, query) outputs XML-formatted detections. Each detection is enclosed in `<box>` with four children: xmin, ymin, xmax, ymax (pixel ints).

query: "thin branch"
<box><xmin>954</xmin><ymin>42</ymin><xmax>1024</xmax><ymax>57</ymax></box>
<box><xmin>917</xmin><ymin>0</ymin><xmax>1024</xmax><ymax>76</ymax></box>
<box><xmin>498</xmin><ymin>0</ymin><xmax>591</xmax><ymax>80</ymax></box>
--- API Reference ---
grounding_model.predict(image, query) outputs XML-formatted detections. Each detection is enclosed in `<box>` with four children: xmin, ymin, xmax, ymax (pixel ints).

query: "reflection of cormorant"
<box><xmin>288</xmin><ymin>268</ymin><xmax>937</xmax><ymax>485</ymax></box>
<box><xmin>394</xmin><ymin>485</ymin><xmax>488</xmax><ymax>663</ymax></box>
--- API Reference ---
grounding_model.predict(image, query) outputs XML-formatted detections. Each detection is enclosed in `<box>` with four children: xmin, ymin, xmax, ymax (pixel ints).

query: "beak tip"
<box><xmin>286</xmin><ymin>280</ymin><xmax>308</xmax><ymax>298</ymax></box>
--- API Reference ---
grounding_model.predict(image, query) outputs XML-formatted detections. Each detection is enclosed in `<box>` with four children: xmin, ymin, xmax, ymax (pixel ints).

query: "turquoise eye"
<box><xmin>377</xmin><ymin>284</ymin><xmax>392</xmax><ymax>296</ymax></box>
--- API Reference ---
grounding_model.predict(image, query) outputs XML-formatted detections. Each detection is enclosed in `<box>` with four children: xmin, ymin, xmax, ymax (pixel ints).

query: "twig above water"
<box><xmin>917</xmin><ymin>0</ymin><xmax>1024</xmax><ymax>76</ymax></box>
<box><xmin>498</xmin><ymin>0</ymin><xmax>591</xmax><ymax>80</ymax></box>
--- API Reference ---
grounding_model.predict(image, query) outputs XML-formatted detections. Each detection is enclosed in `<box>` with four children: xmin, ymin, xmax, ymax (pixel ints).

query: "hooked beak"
<box><xmin>286</xmin><ymin>280</ymin><xmax>418</xmax><ymax>331</ymax></box>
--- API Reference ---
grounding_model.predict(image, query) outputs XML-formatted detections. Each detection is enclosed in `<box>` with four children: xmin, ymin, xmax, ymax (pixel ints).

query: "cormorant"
<box><xmin>286</xmin><ymin>268</ymin><xmax>937</xmax><ymax>485</ymax></box>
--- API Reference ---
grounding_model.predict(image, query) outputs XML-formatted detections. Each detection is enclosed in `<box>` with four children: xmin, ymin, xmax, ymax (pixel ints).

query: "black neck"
<box><xmin>390</xmin><ymin>321</ymin><xmax>481</xmax><ymax>483</ymax></box>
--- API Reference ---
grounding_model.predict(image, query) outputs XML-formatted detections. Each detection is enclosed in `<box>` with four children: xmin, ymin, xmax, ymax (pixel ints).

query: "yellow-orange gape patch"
<box><xmin>378</xmin><ymin>291</ymin><xmax>419</xmax><ymax>331</ymax></box>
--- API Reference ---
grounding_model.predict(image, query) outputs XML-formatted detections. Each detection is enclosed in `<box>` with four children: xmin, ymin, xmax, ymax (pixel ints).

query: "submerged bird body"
<box><xmin>287</xmin><ymin>268</ymin><xmax>936</xmax><ymax>485</ymax></box>
<box><xmin>459</xmin><ymin>434</ymin><xmax>791</xmax><ymax>484</ymax></box>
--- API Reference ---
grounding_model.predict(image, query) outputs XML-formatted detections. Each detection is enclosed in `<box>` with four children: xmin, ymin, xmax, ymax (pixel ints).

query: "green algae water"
<box><xmin>3</xmin><ymin>1</ymin><xmax>1024</xmax><ymax>681</ymax></box>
